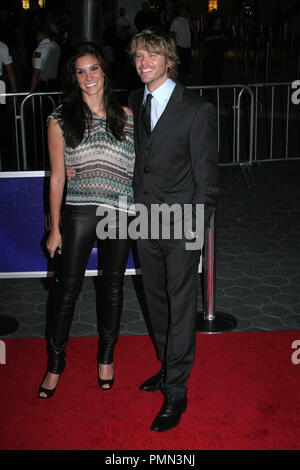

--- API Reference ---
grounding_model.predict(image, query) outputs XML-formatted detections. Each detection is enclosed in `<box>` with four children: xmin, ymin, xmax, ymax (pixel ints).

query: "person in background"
<box><xmin>116</xmin><ymin>7</ymin><xmax>131</xmax><ymax>46</ymax></box>
<box><xmin>170</xmin><ymin>3</ymin><xmax>192</xmax><ymax>79</ymax></box>
<box><xmin>38</xmin><ymin>42</ymin><xmax>135</xmax><ymax>399</ymax></box>
<box><xmin>30</xmin><ymin>23</ymin><xmax>61</xmax><ymax>92</ymax></box>
<box><xmin>10</xmin><ymin>24</ymin><xmax>31</xmax><ymax>91</ymax></box>
<box><xmin>0</xmin><ymin>39</ymin><xmax>17</xmax><ymax>169</ymax></box>
<box><xmin>115</xmin><ymin>8</ymin><xmax>132</xmax><ymax>86</ymax></box>
<box><xmin>165</xmin><ymin>0</ymin><xmax>177</xmax><ymax>29</ymax></box>
<box><xmin>0</xmin><ymin>40</ymin><xmax>17</xmax><ymax>92</ymax></box>
<box><xmin>46</xmin><ymin>10</ymin><xmax>59</xmax><ymax>39</ymax></box>
<box><xmin>203</xmin><ymin>15</ymin><xmax>227</xmax><ymax>86</ymax></box>
<box><xmin>134</xmin><ymin>2</ymin><xmax>153</xmax><ymax>32</ymax></box>
<box><xmin>102</xmin><ymin>11</ymin><xmax>117</xmax><ymax>71</ymax></box>
<box><xmin>0</xmin><ymin>5</ymin><xmax>14</xmax><ymax>46</ymax></box>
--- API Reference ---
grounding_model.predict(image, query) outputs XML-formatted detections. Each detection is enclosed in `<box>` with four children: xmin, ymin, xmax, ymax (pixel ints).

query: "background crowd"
<box><xmin>0</xmin><ymin>0</ymin><xmax>70</xmax><ymax>92</ymax></box>
<box><xmin>1</xmin><ymin>0</ymin><xmax>300</xmax><ymax>94</ymax></box>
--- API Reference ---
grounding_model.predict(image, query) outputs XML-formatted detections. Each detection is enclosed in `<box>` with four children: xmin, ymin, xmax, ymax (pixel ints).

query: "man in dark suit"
<box><xmin>128</xmin><ymin>28</ymin><xmax>219</xmax><ymax>432</ymax></box>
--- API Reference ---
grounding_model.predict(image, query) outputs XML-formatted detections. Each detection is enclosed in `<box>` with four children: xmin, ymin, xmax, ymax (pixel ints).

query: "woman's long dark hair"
<box><xmin>61</xmin><ymin>42</ymin><xmax>126</xmax><ymax>148</ymax></box>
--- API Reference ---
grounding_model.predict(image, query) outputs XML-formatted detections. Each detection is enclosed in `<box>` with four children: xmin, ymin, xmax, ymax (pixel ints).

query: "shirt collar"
<box><xmin>39</xmin><ymin>38</ymin><xmax>51</xmax><ymax>46</ymax></box>
<box><xmin>143</xmin><ymin>78</ymin><xmax>176</xmax><ymax>105</ymax></box>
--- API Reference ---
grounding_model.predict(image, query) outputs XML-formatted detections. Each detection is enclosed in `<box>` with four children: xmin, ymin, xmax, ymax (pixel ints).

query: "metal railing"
<box><xmin>187</xmin><ymin>84</ymin><xmax>254</xmax><ymax>168</ymax></box>
<box><xmin>2</xmin><ymin>83</ymin><xmax>299</xmax><ymax>173</ymax></box>
<box><xmin>248</xmin><ymin>82</ymin><xmax>300</xmax><ymax>163</ymax></box>
<box><xmin>20</xmin><ymin>92</ymin><xmax>62</xmax><ymax>171</ymax></box>
<box><xmin>0</xmin><ymin>91</ymin><xmax>62</xmax><ymax>171</ymax></box>
<box><xmin>1</xmin><ymin>85</ymin><xmax>255</xmax><ymax>172</ymax></box>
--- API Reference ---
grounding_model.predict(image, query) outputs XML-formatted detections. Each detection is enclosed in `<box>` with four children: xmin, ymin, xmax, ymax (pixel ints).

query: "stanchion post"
<box><xmin>197</xmin><ymin>211</ymin><xmax>238</xmax><ymax>333</ymax></box>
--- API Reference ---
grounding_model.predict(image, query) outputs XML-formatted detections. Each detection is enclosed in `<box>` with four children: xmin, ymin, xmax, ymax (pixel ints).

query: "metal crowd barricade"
<box><xmin>1</xmin><ymin>86</ymin><xmax>255</xmax><ymax>172</ymax></box>
<box><xmin>0</xmin><ymin>91</ymin><xmax>63</xmax><ymax>171</ymax></box>
<box><xmin>248</xmin><ymin>82</ymin><xmax>300</xmax><ymax>163</ymax></box>
<box><xmin>20</xmin><ymin>92</ymin><xmax>62</xmax><ymax>171</ymax></box>
<box><xmin>187</xmin><ymin>84</ymin><xmax>255</xmax><ymax>191</ymax></box>
<box><xmin>1</xmin><ymin>91</ymin><xmax>27</xmax><ymax>171</ymax></box>
<box><xmin>187</xmin><ymin>84</ymin><xmax>254</xmax><ymax>168</ymax></box>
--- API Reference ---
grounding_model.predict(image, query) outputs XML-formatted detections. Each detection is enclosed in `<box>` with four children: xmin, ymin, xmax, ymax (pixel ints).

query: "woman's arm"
<box><xmin>47</xmin><ymin>117</ymin><xmax>65</xmax><ymax>258</ymax></box>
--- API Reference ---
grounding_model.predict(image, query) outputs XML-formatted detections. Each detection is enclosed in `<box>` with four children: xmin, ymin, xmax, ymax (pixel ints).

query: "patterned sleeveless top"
<box><xmin>48</xmin><ymin>105</ymin><xmax>135</xmax><ymax>213</ymax></box>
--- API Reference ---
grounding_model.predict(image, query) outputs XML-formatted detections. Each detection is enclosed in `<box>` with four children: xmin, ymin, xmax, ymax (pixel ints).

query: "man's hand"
<box><xmin>66</xmin><ymin>166</ymin><xmax>76</xmax><ymax>181</ymax></box>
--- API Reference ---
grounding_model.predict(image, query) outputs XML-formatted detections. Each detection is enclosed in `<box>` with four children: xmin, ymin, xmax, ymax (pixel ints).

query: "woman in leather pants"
<box><xmin>38</xmin><ymin>43</ymin><xmax>135</xmax><ymax>398</ymax></box>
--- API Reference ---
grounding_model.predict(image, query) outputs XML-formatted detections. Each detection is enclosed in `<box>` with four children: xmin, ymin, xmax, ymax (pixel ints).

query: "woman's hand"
<box><xmin>66</xmin><ymin>166</ymin><xmax>76</xmax><ymax>180</ymax></box>
<box><xmin>46</xmin><ymin>230</ymin><xmax>62</xmax><ymax>258</ymax></box>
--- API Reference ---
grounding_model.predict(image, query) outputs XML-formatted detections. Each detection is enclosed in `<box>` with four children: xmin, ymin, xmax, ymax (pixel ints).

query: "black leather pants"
<box><xmin>48</xmin><ymin>205</ymin><xmax>132</xmax><ymax>374</ymax></box>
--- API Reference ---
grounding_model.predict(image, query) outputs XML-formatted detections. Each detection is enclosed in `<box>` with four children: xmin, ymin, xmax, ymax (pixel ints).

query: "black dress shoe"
<box><xmin>140</xmin><ymin>369</ymin><xmax>164</xmax><ymax>392</ymax></box>
<box><xmin>151</xmin><ymin>397</ymin><xmax>187</xmax><ymax>432</ymax></box>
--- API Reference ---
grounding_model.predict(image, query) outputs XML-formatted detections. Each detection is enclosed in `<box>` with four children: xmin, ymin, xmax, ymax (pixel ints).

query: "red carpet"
<box><xmin>0</xmin><ymin>331</ymin><xmax>300</xmax><ymax>450</ymax></box>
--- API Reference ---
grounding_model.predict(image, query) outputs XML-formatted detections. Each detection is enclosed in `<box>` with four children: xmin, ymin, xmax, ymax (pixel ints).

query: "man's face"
<box><xmin>134</xmin><ymin>48</ymin><xmax>171</xmax><ymax>92</ymax></box>
<box><xmin>179</xmin><ymin>7</ymin><xmax>188</xmax><ymax>17</ymax></box>
<box><xmin>214</xmin><ymin>18</ymin><xmax>222</xmax><ymax>31</ymax></box>
<box><xmin>36</xmin><ymin>32</ymin><xmax>44</xmax><ymax>44</ymax></box>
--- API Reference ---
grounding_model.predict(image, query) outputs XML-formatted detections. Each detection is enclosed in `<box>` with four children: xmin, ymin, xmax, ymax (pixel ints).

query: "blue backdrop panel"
<box><xmin>0</xmin><ymin>172</ymin><xmax>138</xmax><ymax>277</ymax></box>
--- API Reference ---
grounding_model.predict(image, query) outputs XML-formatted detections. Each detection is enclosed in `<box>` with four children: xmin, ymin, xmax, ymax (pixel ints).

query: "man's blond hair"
<box><xmin>129</xmin><ymin>28</ymin><xmax>179</xmax><ymax>80</ymax></box>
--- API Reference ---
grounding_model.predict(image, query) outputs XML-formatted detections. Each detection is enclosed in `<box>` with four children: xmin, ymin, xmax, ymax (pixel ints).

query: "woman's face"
<box><xmin>74</xmin><ymin>53</ymin><xmax>105</xmax><ymax>97</ymax></box>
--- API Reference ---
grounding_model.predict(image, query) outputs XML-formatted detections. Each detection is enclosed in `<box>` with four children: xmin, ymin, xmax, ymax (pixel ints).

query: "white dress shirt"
<box><xmin>32</xmin><ymin>38</ymin><xmax>61</xmax><ymax>81</ymax></box>
<box><xmin>0</xmin><ymin>41</ymin><xmax>12</xmax><ymax>76</ymax></box>
<box><xmin>170</xmin><ymin>17</ymin><xmax>191</xmax><ymax>48</ymax></box>
<box><xmin>143</xmin><ymin>78</ymin><xmax>176</xmax><ymax>131</ymax></box>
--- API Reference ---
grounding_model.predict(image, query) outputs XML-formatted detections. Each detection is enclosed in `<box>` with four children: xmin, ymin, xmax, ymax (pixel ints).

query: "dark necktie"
<box><xmin>142</xmin><ymin>93</ymin><xmax>153</xmax><ymax>137</ymax></box>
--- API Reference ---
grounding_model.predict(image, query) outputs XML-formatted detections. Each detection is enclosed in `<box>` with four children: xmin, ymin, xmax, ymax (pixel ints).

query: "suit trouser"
<box><xmin>48</xmin><ymin>205</ymin><xmax>132</xmax><ymax>373</ymax></box>
<box><xmin>137</xmin><ymin>235</ymin><xmax>201</xmax><ymax>399</ymax></box>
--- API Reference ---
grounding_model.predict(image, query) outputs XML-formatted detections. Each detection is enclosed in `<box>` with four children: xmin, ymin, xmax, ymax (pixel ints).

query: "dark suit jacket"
<box><xmin>128</xmin><ymin>81</ymin><xmax>219</xmax><ymax>228</ymax></box>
